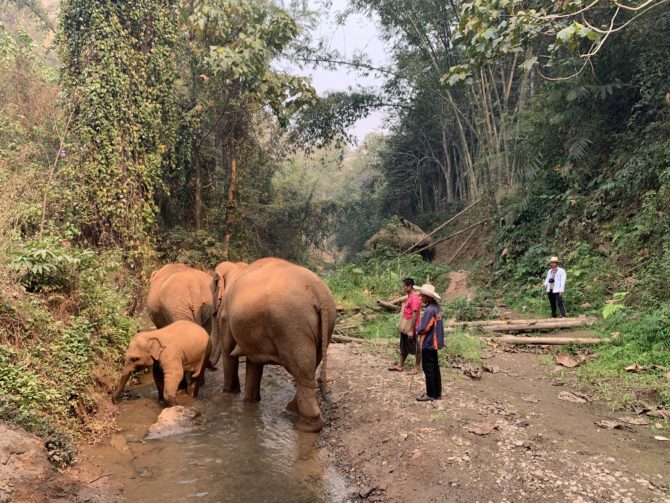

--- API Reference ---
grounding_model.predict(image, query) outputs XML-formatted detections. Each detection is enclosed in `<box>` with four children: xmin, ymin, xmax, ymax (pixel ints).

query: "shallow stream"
<box><xmin>88</xmin><ymin>364</ymin><xmax>348</xmax><ymax>502</ymax></box>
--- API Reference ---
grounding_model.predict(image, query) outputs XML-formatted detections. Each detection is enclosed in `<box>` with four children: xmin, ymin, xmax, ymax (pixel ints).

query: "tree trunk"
<box><xmin>496</xmin><ymin>336</ymin><xmax>605</xmax><ymax>345</ymax></box>
<box><xmin>446</xmin><ymin>317</ymin><xmax>596</xmax><ymax>328</ymax></box>
<box><xmin>223</xmin><ymin>156</ymin><xmax>238</xmax><ymax>259</ymax></box>
<box><xmin>194</xmin><ymin>156</ymin><xmax>202</xmax><ymax>230</ymax></box>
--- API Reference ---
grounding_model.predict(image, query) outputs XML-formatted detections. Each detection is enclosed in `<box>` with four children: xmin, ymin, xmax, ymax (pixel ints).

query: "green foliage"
<box><xmin>447</xmin><ymin>297</ymin><xmax>478</xmax><ymax>321</ymax></box>
<box><xmin>449</xmin><ymin>0</ymin><xmax>661</xmax><ymax>81</ymax></box>
<box><xmin>326</xmin><ymin>247</ymin><xmax>449</xmax><ymax>310</ymax></box>
<box><xmin>444</xmin><ymin>329</ymin><xmax>486</xmax><ymax>362</ymax></box>
<box><xmin>58</xmin><ymin>0</ymin><xmax>181</xmax><ymax>255</ymax></box>
<box><xmin>8</xmin><ymin>238</ymin><xmax>94</xmax><ymax>292</ymax></box>
<box><xmin>0</xmin><ymin>248</ymin><xmax>137</xmax><ymax>456</ymax></box>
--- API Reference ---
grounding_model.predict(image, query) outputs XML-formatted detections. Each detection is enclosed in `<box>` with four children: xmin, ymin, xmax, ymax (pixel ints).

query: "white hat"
<box><xmin>548</xmin><ymin>256</ymin><xmax>561</xmax><ymax>264</ymax></box>
<box><xmin>414</xmin><ymin>283</ymin><xmax>441</xmax><ymax>300</ymax></box>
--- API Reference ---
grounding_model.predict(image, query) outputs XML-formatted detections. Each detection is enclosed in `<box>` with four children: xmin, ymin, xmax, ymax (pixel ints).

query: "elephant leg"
<box><xmin>294</xmin><ymin>379</ymin><xmax>324</xmax><ymax>433</ymax></box>
<box><xmin>163</xmin><ymin>367</ymin><xmax>184</xmax><ymax>407</ymax></box>
<box><xmin>222</xmin><ymin>352</ymin><xmax>240</xmax><ymax>393</ymax></box>
<box><xmin>243</xmin><ymin>361</ymin><xmax>263</xmax><ymax>402</ymax></box>
<box><xmin>153</xmin><ymin>362</ymin><xmax>165</xmax><ymax>404</ymax></box>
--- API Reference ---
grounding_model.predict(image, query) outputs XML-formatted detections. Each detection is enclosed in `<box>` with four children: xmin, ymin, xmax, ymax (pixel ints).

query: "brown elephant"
<box><xmin>147</xmin><ymin>263</ymin><xmax>221</xmax><ymax>366</ymax></box>
<box><xmin>213</xmin><ymin>258</ymin><xmax>336</xmax><ymax>432</ymax></box>
<box><xmin>111</xmin><ymin>320</ymin><xmax>211</xmax><ymax>406</ymax></box>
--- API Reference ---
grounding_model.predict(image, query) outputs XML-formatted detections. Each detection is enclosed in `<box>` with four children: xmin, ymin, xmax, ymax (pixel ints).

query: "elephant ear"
<box><xmin>147</xmin><ymin>337</ymin><xmax>165</xmax><ymax>361</ymax></box>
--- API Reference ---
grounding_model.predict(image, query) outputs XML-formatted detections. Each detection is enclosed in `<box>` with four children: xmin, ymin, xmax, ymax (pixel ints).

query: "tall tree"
<box><xmin>179</xmin><ymin>0</ymin><xmax>316</xmax><ymax>258</ymax></box>
<box><xmin>59</xmin><ymin>0</ymin><xmax>180</xmax><ymax>259</ymax></box>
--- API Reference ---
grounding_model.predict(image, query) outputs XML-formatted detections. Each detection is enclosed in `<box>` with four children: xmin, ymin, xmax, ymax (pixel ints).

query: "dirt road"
<box><xmin>323</xmin><ymin>342</ymin><xmax>670</xmax><ymax>502</ymax></box>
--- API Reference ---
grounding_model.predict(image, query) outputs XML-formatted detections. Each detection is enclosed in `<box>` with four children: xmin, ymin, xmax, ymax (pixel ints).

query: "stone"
<box><xmin>145</xmin><ymin>406</ymin><xmax>203</xmax><ymax>440</ymax></box>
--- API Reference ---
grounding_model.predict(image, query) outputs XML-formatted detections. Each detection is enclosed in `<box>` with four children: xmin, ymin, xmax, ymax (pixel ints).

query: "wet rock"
<box><xmin>145</xmin><ymin>406</ymin><xmax>203</xmax><ymax>440</ymax></box>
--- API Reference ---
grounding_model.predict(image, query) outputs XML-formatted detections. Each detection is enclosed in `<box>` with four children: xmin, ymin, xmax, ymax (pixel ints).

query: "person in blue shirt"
<box><xmin>543</xmin><ymin>256</ymin><xmax>567</xmax><ymax>318</ymax></box>
<box><xmin>413</xmin><ymin>283</ymin><xmax>444</xmax><ymax>401</ymax></box>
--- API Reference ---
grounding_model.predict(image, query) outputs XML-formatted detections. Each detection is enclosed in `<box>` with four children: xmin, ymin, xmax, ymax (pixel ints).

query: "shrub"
<box><xmin>8</xmin><ymin>238</ymin><xmax>94</xmax><ymax>292</ymax></box>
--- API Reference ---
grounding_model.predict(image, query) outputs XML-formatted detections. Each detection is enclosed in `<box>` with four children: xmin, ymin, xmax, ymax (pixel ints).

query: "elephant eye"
<box><xmin>130</xmin><ymin>357</ymin><xmax>140</xmax><ymax>362</ymax></box>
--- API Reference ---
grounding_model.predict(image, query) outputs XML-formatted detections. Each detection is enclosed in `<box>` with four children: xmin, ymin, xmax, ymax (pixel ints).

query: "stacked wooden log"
<box><xmin>446</xmin><ymin>316</ymin><xmax>597</xmax><ymax>333</ymax></box>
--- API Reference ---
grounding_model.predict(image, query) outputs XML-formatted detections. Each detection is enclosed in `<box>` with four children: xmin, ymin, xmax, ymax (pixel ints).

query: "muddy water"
<box><xmin>92</xmin><ymin>365</ymin><xmax>348</xmax><ymax>503</ymax></box>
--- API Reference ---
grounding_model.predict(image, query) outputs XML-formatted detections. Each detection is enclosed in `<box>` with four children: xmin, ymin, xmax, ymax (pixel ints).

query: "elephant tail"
<box><xmin>318</xmin><ymin>301</ymin><xmax>332</xmax><ymax>399</ymax></box>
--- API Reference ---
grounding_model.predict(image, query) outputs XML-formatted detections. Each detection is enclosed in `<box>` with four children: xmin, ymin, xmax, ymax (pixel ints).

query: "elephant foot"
<box><xmin>296</xmin><ymin>415</ymin><xmax>325</xmax><ymax>433</ymax></box>
<box><xmin>222</xmin><ymin>386</ymin><xmax>241</xmax><ymax>394</ymax></box>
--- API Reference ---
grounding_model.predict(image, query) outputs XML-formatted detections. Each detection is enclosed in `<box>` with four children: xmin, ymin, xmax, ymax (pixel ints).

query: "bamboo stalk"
<box><xmin>399</xmin><ymin>198</ymin><xmax>482</xmax><ymax>256</ymax></box>
<box><xmin>412</xmin><ymin>220</ymin><xmax>486</xmax><ymax>256</ymax></box>
<box><xmin>446</xmin><ymin>226</ymin><xmax>478</xmax><ymax>266</ymax></box>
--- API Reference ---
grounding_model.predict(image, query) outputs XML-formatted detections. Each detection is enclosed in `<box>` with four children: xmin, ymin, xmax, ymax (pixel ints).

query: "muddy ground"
<box><xmin>3</xmin><ymin>340</ymin><xmax>669</xmax><ymax>502</ymax></box>
<box><xmin>323</xmin><ymin>342</ymin><xmax>670</xmax><ymax>502</ymax></box>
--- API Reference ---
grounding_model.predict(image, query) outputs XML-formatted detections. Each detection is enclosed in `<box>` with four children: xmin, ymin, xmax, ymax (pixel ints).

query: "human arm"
<box><xmin>416</xmin><ymin>306</ymin><xmax>436</xmax><ymax>335</ymax></box>
<box><xmin>407</xmin><ymin>296</ymin><xmax>420</xmax><ymax>337</ymax></box>
<box><xmin>555</xmin><ymin>268</ymin><xmax>566</xmax><ymax>294</ymax></box>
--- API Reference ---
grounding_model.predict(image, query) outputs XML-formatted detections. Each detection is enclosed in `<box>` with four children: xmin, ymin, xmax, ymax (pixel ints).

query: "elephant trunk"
<box><xmin>111</xmin><ymin>370</ymin><xmax>132</xmax><ymax>403</ymax></box>
<box><xmin>208</xmin><ymin>316</ymin><xmax>222</xmax><ymax>369</ymax></box>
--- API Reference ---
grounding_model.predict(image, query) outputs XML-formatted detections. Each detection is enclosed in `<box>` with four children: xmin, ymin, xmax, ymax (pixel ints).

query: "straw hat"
<box><xmin>414</xmin><ymin>283</ymin><xmax>442</xmax><ymax>300</ymax></box>
<box><xmin>548</xmin><ymin>256</ymin><xmax>561</xmax><ymax>264</ymax></box>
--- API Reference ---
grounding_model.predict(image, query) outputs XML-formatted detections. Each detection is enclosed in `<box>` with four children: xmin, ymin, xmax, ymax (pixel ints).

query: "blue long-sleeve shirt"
<box><xmin>417</xmin><ymin>303</ymin><xmax>444</xmax><ymax>350</ymax></box>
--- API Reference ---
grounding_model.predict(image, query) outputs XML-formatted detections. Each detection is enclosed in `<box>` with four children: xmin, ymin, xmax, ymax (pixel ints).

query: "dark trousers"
<box><xmin>548</xmin><ymin>291</ymin><xmax>566</xmax><ymax>318</ymax></box>
<box><xmin>421</xmin><ymin>349</ymin><xmax>441</xmax><ymax>399</ymax></box>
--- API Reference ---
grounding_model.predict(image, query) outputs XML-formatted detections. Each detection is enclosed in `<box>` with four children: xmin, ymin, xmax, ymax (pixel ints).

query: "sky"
<box><xmin>303</xmin><ymin>0</ymin><xmax>389</xmax><ymax>143</ymax></box>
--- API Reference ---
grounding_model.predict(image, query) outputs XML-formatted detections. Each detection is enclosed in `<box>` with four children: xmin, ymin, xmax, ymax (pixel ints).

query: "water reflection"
<box><xmin>109</xmin><ymin>365</ymin><xmax>343</xmax><ymax>503</ymax></box>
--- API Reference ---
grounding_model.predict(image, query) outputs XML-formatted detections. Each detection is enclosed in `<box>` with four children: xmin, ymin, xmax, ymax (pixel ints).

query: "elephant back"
<box><xmin>147</xmin><ymin>264</ymin><xmax>214</xmax><ymax>329</ymax></box>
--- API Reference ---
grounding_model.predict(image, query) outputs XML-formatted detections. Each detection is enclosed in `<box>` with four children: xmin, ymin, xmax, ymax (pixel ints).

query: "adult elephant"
<box><xmin>213</xmin><ymin>258</ymin><xmax>336</xmax><ymax>432</ymax></box>
<box><xmin>147</xmin><ymin>263</ymin><xmax>221</xmax><ymax>367</ymax></box>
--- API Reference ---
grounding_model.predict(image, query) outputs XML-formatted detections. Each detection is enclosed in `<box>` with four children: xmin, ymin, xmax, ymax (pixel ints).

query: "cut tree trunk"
<box><xmin>377</xmin><ymin>300</ymin><xmax>403</xmax><ymax>311</ymax></box>
<box><xmin>461</xmin><ymin>320</ymin><xmax>595</xmax><ymax>333</ymax></box>
<box><xmin>497</xmin><ymin>336</ymin><xmax>606</xmax><ymax>345</ymax></box>
<box><xmin>447</xmin><ymin>317</ymin><xmax>596</xmax><ymax>328</ymax></box>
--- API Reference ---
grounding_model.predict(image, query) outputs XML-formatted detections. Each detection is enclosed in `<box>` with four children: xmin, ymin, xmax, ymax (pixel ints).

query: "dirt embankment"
<box><xmin>0</xmin><ymin>423</ymin><xmax>118</xmax><ymax>503</ymax></box>
<box><xmin>323</xmin><ymin>342</ymin><xmax>670</xmax><ymax>502</ymax></box>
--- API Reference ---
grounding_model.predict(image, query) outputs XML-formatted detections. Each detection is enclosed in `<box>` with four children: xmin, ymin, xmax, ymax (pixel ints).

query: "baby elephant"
<box><xmin>111</xmin><ymin>320</ymin><xmax>211</xmax><ymax>406</ymax></box>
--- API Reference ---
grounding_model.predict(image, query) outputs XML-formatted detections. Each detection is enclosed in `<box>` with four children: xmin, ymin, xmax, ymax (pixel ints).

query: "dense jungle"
<box><xmin>0</xmin><ymin>0</ymin><xmax>668</xmax><ymax>501</ymax></box>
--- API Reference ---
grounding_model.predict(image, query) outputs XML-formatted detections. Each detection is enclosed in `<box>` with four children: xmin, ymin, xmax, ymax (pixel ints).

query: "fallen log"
<box><xmin>386</xmin><ymin>295</ymin><xmax>408</xmax><ymax>305</ymax></box>
<box><xmin>377</xmin><ymin>300</ymin><xmax>402</xmax><ymax>311</ymax></box>
<box><xmin>333</xmin><ymin>334</ymin><xmax>365</xmax><ymax>344</ymax></box>
<box><xmin>480</xmin><ymin>320</ymin><xmax>595</xmax><ymax>332</ymax></box>
<box><xmin>496</xmin><ymin>336</ymin><xmax>606</xmax><ymax>345</ymax></box>
<box><xmin>446</xmin><ymin>316</ymin><xmax>596</xmax><ymax>328</ymax></box>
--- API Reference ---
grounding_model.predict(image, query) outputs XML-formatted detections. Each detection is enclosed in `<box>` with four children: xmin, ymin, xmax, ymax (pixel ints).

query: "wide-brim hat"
<box><xmin>414</xmin><ymin>283</ymin><xmax>441</xmax><ymax>300</ymax></box>
<box><xmin>548</xmin><ymin>256</ymin><xmax>561</xmax><ymax>264</ymax></box>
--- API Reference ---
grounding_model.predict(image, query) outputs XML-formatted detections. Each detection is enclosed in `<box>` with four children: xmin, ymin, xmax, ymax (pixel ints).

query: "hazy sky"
<box><xmin>304</xmin><ymin>0</ymin><xmax>389</xmax><ymax>143</ymax></box>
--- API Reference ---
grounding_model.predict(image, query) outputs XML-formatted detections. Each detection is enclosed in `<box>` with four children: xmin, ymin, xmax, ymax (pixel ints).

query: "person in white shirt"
<box><xmin>543</xmin><ymin>256</ymin><xmax>566</xmax><ymax>318</ymax></box>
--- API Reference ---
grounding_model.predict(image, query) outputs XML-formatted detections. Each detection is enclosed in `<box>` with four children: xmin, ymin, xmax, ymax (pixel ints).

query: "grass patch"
<box><xmin>358</xmin><ymin>313</ymin><xmax>397</xmax><ymax>340</ymax></box>
<box><xmin>444</xmin><ymin>329</ymin><xmax>486</xmax><ymax>362</ymax></box>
